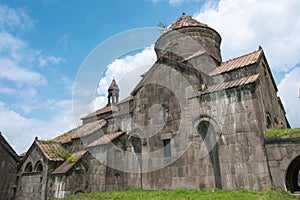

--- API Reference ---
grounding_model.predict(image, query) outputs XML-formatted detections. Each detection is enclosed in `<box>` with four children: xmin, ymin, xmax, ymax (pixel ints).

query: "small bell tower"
<box><xmin>108</xmin><ymin>79</ymin><xmax>119</xmax><ymax>105</ymax></box>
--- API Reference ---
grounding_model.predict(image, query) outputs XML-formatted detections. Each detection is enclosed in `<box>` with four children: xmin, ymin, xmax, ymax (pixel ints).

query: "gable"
<box><xmin>131</xmin><ymin>56</ymin><xmax>202</xmax><ymax>96</ymax></box>
<box><xmin>0</xmin><ymin>133</ymin><xmax>19</xmax><ymax>162</ymax></box>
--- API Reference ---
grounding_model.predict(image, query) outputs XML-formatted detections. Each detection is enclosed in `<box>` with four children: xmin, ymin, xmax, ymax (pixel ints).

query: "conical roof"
<box><xmin>169</xmin><ymin>13</ymin><xmax>207</xmax><ymax>30</ymax></box>
<box><xmin>108</xmin><ymin>79</ymin><xmax>119</xmax><ymax>90</ymax></box>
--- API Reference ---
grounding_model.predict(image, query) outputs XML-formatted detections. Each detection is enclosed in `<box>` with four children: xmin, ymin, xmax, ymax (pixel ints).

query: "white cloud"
<box><xmin>169</xmin><ymin>0</ymin><xmax>202</xmax><ymax>6</ymax></box>
<box><xmin>0</xmin><ymin>100</ymin><xmax>75</xmax><ymax>154</ymax></box>
<box><xmin>151</xmin><ymin>0</ymin><xmax>203</xmax><ymax>7</ymax></box>
<box><xmin>47</xmin><ymin>55</ymin><xmax>65</xmax><ymax>64</ymax></box>
<box><xmin>0</xmin><ymin>5</ymin><xmax>73</xmax><ymax>154</ymax></box>
<box><xmin>278</xmin><ymin>67</ymin><xmax>300</xmax><ymax>128</ymax></box>
<box><xmin>0</xmin><ymin>85</ymin><xmax>16</xmax><ymax>95</ymax></box>
<box><xmin>0</xmin><ymin>5</ymin><xmax>33</xmax><ymax>31</ymax></box>
<box><xmin>0</xmin><ymin>57</ymin><xmax>47</xmax><ymax>86</ymax></box>
<box><xmin>38</xmin><ymin>58</ymin><xmax>47</xmax><ymax>67</ymax></box>
<box><xmin>89</xmin><ymin>96</ymin><xmax>107</xmax><ymax>111</ymax></box>
<box><xmin>38</xmin><ymin>55</ymin><xmax>66</xmax><ymax>67</ymax></box>
<box><xmin>97</xmin><ymin>45</ymin><xmax>156</xmax><ymax>103</ymax></box>
<box><xmin>151</xmin><ymin>0</ymin><xmax>162</xmax><ymax>4</ymax></box>
<box><xmin>58</xmin><ymin>33</ymin><xmax>70</xmax><ymax>50</ymax></box>
<box><xmin>194</xmin><ymin>0</ymin><xmax>300</xmax><ymax>72</ymax></box>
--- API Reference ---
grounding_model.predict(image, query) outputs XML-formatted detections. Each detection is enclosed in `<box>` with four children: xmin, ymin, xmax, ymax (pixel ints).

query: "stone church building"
<box><xmin>2</xmin><ymin>13</ymin><xmax>300</xmax><ymax>199</ymax></box>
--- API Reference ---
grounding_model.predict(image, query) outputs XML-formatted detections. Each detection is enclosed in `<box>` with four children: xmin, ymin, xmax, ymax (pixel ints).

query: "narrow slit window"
<box><xmin>163</xmin><ymin>139</ymin><xmax>171</xmax><ymax>157</ymax></box>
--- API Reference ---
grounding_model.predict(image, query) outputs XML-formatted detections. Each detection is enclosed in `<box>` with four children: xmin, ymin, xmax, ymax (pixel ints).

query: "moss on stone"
<box><xmin>266</xmin><ymin>128</ymin><xmax>300</xmax><ymax>137</ymax></box>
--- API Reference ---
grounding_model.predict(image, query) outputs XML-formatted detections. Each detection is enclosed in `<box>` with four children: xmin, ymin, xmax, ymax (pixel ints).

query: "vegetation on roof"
<box><xmin>38</xmin><ymin>140</ymin><xmax>55</xmax><ymax>144</ymax></box>
<box><xmin>67</xmin><ymin>156</ymin><xmax>78</xmax><ymax>163</ymax></box>
<box><xmin>54</xmin><ymin>151</ymin><xmax>71</xmax><ymax>160</ymax></box>
<box><xmin>266</xmin><ymin>128</ymin><xmax>300</xmax><ymax>137</ymax></box>
<box><xmin>64</xmin><ymin>188</ymin><xmax>294</xmax><ymax>200</ymax></box>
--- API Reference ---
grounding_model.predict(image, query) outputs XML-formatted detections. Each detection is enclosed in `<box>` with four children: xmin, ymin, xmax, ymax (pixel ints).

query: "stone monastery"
<box><xmin>1</xmin><ymin>13</ymin><xmax>300</xmax><ymax>200</ymax></box>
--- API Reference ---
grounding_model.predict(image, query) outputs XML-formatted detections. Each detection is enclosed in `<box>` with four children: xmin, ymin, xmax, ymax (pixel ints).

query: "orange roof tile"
<box><xmin>36</xmin><ymin>141</ymin><xmax>68</xmax><ymax>162</ymax></box>
<box><xmin>209</xmin><ymin>49</ymin><xmax>262</xmax><ymax>76</ymax></box>
<box><xmin>53</xmin><ymin>119</ymin><xmax>107</xmax><ymax>144</ymax></box>
<box><xmin>169</xmin><ymin>13</ymin><xmax>207</xmax><ymax>30</ymax></box>
<box><xmin>87</xmin><ymin>131</ymin><xmax>125</xmax><ymax>147</ymax></box>
<box><xmin>204</xmin><ymin>74</ymin><xmax>259</xmax><ymax>94</ymax></box>
<box><xmin>52</xmin><ymin>149</ymin><xmax>88</xmax><ymax>174</ymax></box>
<box><xmin>80</xmin><ymin>106</ymin><xmax>117</xmax><ymax>120</ymax></box>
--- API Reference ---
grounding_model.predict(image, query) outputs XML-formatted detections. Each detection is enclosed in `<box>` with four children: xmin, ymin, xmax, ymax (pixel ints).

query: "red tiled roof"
<box><xmin>169</xmin><ymin>13</ymin><xmax>207</xmax><ymax>30</ymax></box>
<box><xmin>87</xmin><ymin>131</ymin><xmax>125</xmax><ymax>147</ymax></box>
<box><xmin>204</xmin><ymin>74</ymin><xmax>259</xmax><ymax>94</ymax></box>
<box><xmin>80</xmin><ymin>106</ymin><xmax>117</xmax><ymax>120</ymax></box>
<box><xmin>53</xmin><ymin>119</ymin><xmax>107</xmax><ymax>144</ymax></box>
<box><xmin>209</xmin><ymin>49</ymin><xmax>262</xmax><ymax>76</ymax></box>
<box><xmin>52</xmin><ymin>150</ymin><xmax>88</xmax><ymax>174</ymax></box>
<box><xmin>36</xmin><ymin>141</ymin><xmax>68</xmax><ymax>162</ymax></box>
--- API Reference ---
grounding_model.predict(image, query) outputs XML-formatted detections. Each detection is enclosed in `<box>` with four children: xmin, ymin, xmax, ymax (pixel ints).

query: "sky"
<box><xmin>0</xmin><ymin>0</ymin><xmax>300</xmax><ymax>154</ymax></box>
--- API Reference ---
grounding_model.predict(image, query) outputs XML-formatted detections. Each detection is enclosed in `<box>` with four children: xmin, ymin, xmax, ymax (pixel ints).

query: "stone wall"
<box><xmin>256</xmin><ymin>58</ymin><xmax>288</xmax><ymax>130</ymax></box>
<box><xmin>265</xmin><ymin>134</ymin><xmax>300</xmax><ymax>191</ymax></box>
<box><xmin>16</xmin><ymin>173</ymin><xmax>44</xmax><ymax>200</ymax></box>
<box><xmin>200</xmin><ymin>82</ymin><xmax>272</xmax><ymax>190</ymax></box>
<box><xmin>15</xmin><ymin>145</ymin><xmax>53</xmax><ymax>200</ymax></box>
<box><xmin>50</xmin><ymin>156</ymin><xmax>91</xmax><ymax>198</ymax></box>
<box><xmin>0</xmin><ymin>134</ymin><xmax>19</xmax><ymax>200</ymax></box>
<box><xmin>87</xmin><ymin>147</ymin><xmax>108</xmax><ymax>192</ymax></box>
<box><xmin>155</xmin><ymin>26</ymin><xmax>222</xmax><ymax>64</ymax></box>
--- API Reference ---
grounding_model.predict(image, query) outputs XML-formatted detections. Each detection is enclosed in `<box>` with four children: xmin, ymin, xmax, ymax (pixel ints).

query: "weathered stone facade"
<box><xmin>265</xmin><ymin>134</ymin><xmax>300</xmax><ymax>192</ymax></box>
<box><xmin>0</xmin><ymin>133</ymin><xmax>19</xmax><ymax>200</ymax></box>
<box><xmin>6</xmin><ymin>13</ymin><xmax>300</xmax><ymax>199</ymax></box>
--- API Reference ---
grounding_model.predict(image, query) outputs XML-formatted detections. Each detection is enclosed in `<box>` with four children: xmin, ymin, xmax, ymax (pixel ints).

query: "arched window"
<box><xmin>34</xmin><ymin>161</ymin><xmax>43</xmax><ymax>172</ymax></box>
<box><xmin>266</xmin><ymin>112</ymin><xmax>272</xmax><ymax>129</ymax></box>
<box><xmin>25</xmin><ymin>162</ymin><xmax>33</xmax><ymax>173</ymax></box>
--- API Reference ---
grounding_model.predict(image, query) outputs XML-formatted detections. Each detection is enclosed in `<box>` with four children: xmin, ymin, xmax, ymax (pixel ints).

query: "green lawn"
<box><xmin>266</xmin><ymin>128</ymin><xmax>300</xmax><ymax>137</ymax></box>
<box><xmin>64</xmin><ymin>188</ymin><xmax>299</xmax><ymax>200</ymax></box>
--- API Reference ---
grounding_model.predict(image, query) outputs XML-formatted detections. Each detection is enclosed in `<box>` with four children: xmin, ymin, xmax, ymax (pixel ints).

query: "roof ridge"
<box><xmin>169</xmin><ymin>13</ymin><xmax>207</xmax><ymax>30</ymax></box>
<box><xmin>204</xmin><ymin>73</ymin><xmax>259</xmax><ymax>94</ymax></box>
<box><xmin>221</xmin><ymin>48</ymin><xmax>262</xmax><ymax>65</ymax></box>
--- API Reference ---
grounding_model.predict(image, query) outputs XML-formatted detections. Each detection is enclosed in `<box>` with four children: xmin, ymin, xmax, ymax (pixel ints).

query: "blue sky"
<box><xmin>0</xmin><ymin>0</ymin><xmax>300</xmax><ymax>153</ymax></box>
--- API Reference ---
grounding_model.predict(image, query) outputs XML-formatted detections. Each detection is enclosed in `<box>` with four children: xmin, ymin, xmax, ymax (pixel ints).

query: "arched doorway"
<box><xmin>198</xmin><ymin>121</ymin><xmax>222</xmax><ymax>189</ymax></box>
<box><xmin>286</xmin><ymin>155</ymin><xmax>300</xmax><ymax>193</ymax></box>
<box><xmin>128</xmin><ymin>134</ymin><xmax>142</xmax><ymax>189</ymax></box>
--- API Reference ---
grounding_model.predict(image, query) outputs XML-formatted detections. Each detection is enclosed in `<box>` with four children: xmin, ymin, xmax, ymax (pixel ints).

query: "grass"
<box><xmin>266</xmin><ymin>128</ymin><xmax>300</xmax><ymax>137</ymax></box>
<box><xmin>64</xmin><ymin>188</ymin><xmax>299</xmax><ymax>200</ymax></box>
